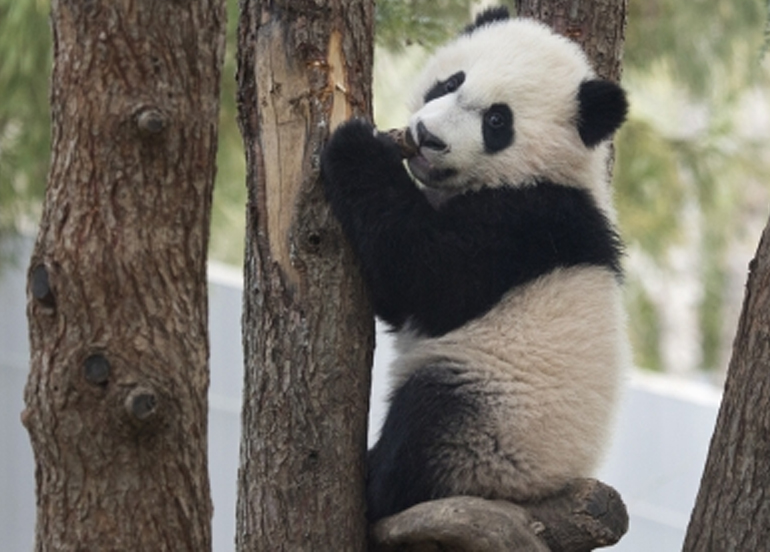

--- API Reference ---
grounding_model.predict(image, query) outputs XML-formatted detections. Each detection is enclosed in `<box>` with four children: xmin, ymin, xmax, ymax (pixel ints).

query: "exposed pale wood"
<box><xmin>682</xmin><ymin>218</ymin><xmax>770</xmax><ymax>550</ymax></box>
<box><xmin>23</xmin><ymin>0</ymin><xmax>225</xmax><ymax>549</ymax></box>
<box><xmin>235</xmin><ymin>1</ymin><xmax>375</xmax><ymax>550</ymax></box>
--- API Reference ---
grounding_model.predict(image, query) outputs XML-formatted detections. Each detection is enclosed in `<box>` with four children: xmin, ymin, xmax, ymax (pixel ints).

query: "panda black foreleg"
<box><xmin>366</xmin><ymin>362</ymin><xmax>481</xmax><ymax>523</ymax></box>
<box><xmin>321</xmin><ymin>119</ymin><xmax>444</xmax><ymax>328</ymax></box>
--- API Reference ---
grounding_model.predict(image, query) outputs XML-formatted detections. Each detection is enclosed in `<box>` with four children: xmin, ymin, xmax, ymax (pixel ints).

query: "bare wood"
<box><xmin>515</xmin><ymin>0</ymin><xmax>628</xmax><ymax>82</ymax></box>
<box><xmin>23</xmin><ymin>0</ymin><xmax>225</xmax><ymax>549</ymax></box>
<box><xmin>235</xmin><ymin>1</ymin><xmax>375</xmax><ymax>550</ymax></box>
<box><xmin>371</xmin><ymin>479</ymin><xmax>627</xmax><ymax>552</ymax></box>
<box><xmin>682</xmin><ymin>218</ymin><xmax>770</xmax><ymax>549</ymax></box>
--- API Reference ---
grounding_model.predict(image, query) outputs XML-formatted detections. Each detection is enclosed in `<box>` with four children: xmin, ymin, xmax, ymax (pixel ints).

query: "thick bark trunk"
<box><xmin>683</xmin><ymin>218</ymin><xmax>770</xmax><ymax>549</ymax></box>
<box><xmin>23</xmin><ymin>1</ymin><xmax>225</xmax><ymax>549</ymax></box>
<box><xmin>235</xmin><ymin>1</ymin><xmax>375</xmax><ymax>551</ymax></box>
<box><xmin>516</xmin><ymin>0</ymin><xmax>627</xmax><ymax>82</ymax></box>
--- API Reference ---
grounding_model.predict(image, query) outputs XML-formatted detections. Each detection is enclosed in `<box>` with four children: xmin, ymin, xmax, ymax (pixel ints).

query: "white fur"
<box><xmin>392</xmin><ymin>267</ymin><xmax>629</xmax><ymax>500</ymax></box>
<box><xmin>406</xmin><ymin>18</ymin><xmax>616</xmax><ymax>218</ymax></box>
<box><xmin>379</xmin><ymin>17</ymin><xmax>630</xmax><ymax>501</ymax></box>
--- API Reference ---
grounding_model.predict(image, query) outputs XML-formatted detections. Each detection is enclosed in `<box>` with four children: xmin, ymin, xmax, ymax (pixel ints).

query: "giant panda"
<box><xmin>321</xmin><ymin>6</ymin><xmax>630</xmax><ymax>523</ymax></box>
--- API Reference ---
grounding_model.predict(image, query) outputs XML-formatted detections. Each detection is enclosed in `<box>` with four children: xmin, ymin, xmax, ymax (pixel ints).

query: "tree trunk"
<box><xmin>682</xmin><ymin>218</ymin><xmax>770</xmax><ymax>549</ymax></box>
<box><xmin>23</xmin><ymin>1</ymin><xmax>225</xmax><ymax>550</ymax></box>
<box><xmin>235</xmin><ymin>1</ymin><xmax>374</xmax><ymax>551</ymax></box>
<box><xmin>516</xmin><ymin>0</ymin><xmax>627</xmax><ymax>82</ymax></box>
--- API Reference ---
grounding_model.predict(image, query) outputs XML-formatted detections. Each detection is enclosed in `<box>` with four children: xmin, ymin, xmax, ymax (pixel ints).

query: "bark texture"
<box><xmin>23</xmin><ymin>0</ymin><xmax>225</xmax><ymax>550</ymax></box>
<box><xmin>235</xmin><ymin>1</ymin><xmax>374</xmax><ymax>550</ymax></box>
<box><xmin>683</xmin><ymin>219</ymin><xmax>770</xmax><ymax>549</ymax></box>
<box><xmin>372</xmin><ymin>479</ymin><xmax>628</xmax><ymax>552</ymax></box>
<box><xmin>516</xmin><ymin>0</ymin><xmax>628</xmax><ymax>82</ymax></box>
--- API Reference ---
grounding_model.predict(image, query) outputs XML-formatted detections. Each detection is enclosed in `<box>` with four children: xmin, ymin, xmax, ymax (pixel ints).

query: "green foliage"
<box><xmin>209</xmin><ymin>0</ymin><xmax>246</xmax><ymax>266</ymax></box>
<box><xmin>626</xmin><ymin>0</ymin><xmax>766</xmax><ymax>97</ymax></box>
<box><xmin>375</xmin><ymin>0</ymin><xmax>517</xmax><ymax>50</ymax></box>
<box><xmin>626</xmin><ymin>280</ymin><xmax>664</xmax><ymax>372</ymax></box>
<box><xmin>616</xmin><ymin>0</ymin><xmax>770</xmax><ymax>372</ymax></box>
<box><xmin>614</xmin><ymin>119</ymin><xmax>685</xmax><ymax>257</ymax></box>
<box><xmin>4</xmin><ymin>0</ymin><xmax>770</xmax><ymax>374</ymax></box>
<box><xmin>0</xmin><ymin>0</ymin><xmax>50</xmax><ymax>235</ymax></box>
<box><xmin>376</xmin><ymin>0</ymin><xmax>474</xmax><ymax>50</ymax></box>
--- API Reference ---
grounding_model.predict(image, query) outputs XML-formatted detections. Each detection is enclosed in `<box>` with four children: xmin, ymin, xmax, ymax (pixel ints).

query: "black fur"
<box><xmin>463</xmin><ymin>6</ymin><xmax>511</xmax><ymax>35</ymax></box>
<box><xmin>366</xmin><ymin>362</ymin><xmax>480</xmax><ymax>522</ymax></box>
<box><xmin>424</xmin><ymin>71</ymin><xmax>466</xmax><ymax>104</ymax></box>
<box><xmin>483</xmin><ymin>103</ymin><xmax>515</xmax><ymax>153</ymax></box>
<box><xmin>577</xmin><ymin>79</ymin><xmax>629</xmax><ymax>147</ymax></box>
<box><xmin>321</xmin><ymin>119</ymin><xmax>623</xmax><ymax>338</ymax></box>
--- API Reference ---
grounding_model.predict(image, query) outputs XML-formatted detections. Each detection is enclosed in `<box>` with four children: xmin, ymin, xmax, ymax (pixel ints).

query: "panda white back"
<box><xmin>320</xmin><ymin>6</ymin><xmax>630</xmax><ymax>523</ymax></box>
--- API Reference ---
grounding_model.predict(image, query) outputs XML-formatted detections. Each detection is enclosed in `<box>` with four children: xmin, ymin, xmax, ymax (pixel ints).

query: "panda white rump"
<box><xmin>391</xmin><ymin>265</ymin><xmax>627</xmax><ymax>502</ymax></box>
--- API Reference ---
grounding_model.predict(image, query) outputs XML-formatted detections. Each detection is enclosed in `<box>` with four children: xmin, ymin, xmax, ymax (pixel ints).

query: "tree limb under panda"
<box><xmin>370</xmin><ymin>478</ymin><xmax>628</xmax><ymax>552</ymax></box>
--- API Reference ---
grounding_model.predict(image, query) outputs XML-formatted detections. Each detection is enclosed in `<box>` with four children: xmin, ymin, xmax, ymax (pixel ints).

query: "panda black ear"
<box><xmin>577</xmin><ymin>80</ymin><xmax>628</xmax><ymax>148</ymax></box>
<box><xmin>463</xmin><ymin>6</ymin><xmax>510</xmax><ymax>35</ymax></box>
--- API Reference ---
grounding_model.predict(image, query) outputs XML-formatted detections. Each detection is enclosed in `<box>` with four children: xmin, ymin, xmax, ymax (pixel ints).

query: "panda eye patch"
<box><xmin>482</xmin><ymin>103</ymin><xmax>514</xmax><ymax>153</ymax></box>
<box><xmin>444</xmin><ymin>74</ymin><xmax>463</xmax><ymax>93</ymax></box>
<box><xmin>424</xmin><ymin>71</ymin><xmax>466</xmax><ymax>103</ymax></box>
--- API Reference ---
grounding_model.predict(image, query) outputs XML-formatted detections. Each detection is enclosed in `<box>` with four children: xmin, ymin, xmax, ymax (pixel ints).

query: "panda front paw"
<box><xmin>321</xmin><ymin>118</ymin><xmax>405</xmax><ymax>195</ymax></box>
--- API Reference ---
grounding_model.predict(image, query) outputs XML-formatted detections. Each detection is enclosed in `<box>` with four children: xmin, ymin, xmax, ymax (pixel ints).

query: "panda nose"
<box><xmin>416</xmin><ymin>121</ymin><xmax>448</xmax><ymax>151</ymax></box>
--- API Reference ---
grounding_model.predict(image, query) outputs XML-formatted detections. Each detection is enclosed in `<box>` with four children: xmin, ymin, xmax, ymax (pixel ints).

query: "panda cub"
<box><xmin>321</xmin><ymin>7</ymin><xmax>630</xmax><ymax>523</ymax></box>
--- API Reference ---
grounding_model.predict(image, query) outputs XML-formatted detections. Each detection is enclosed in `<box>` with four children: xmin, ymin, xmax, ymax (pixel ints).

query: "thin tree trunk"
<box><xmin>235</xmin><ymin>1</ymin><xmax>375</xmax><ymax>550</ymax></box>
<box><xmin>23</xmin><ymin>1</ymin><xmax>225</xmax><ymax>549</ymax></box>
<box><xmin>516</xmin><ymin>0</ymin><xmax>628</xmax><ymax>82</ymax></box>
<box><xmin>683</xmin><ymin>218</ymin><xmax>770</xmax><ymax>550</ymax></box>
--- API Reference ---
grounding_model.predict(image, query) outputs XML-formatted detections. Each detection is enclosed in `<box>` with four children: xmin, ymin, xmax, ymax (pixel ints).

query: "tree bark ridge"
<box><xmin>24</xmin><ymin>0</ymin><xmax>225</xmax><ymax>549</ymax></box>
<box><xmin>236</xmin><ymin>1</ymin><xmax>375</xmax><ymax>550</ymax></box>
<box><xmin>683</xmin><ymin>218</ymin><xmax>770</xmax><ymax>550</ymax></box>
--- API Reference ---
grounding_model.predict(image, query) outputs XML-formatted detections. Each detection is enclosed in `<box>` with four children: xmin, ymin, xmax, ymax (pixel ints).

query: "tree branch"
<box><xmin>370</xmin><ymin>479</ymin><xmax>628</xmax><ymax>552</ymax></box>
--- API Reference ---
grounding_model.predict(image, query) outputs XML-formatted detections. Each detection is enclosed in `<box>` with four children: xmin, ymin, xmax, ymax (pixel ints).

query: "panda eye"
<box><xmin>485</xmin><ymin>111</ymin><xmax>505</xmax><ymax>129</ymax></box>
<box><xmin>424</xmin><ymin>71</ymin><xmax>466</xmax><ymax>103</ymax></box>
<box><xmin>445</xmin><ymin>76</ymin><xmax>461</xmax><ymax>93</ymax></box>
<box><xmin>482</xmin><ymin>103</ymin><xmax>514</xmax><ymax>153</ymax></box>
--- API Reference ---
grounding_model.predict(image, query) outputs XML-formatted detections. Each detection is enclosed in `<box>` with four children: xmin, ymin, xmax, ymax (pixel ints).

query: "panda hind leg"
<box><xmin>366</xmin><ymin>362</ymin><xmax>481</xmax><ymax>523</ymax></box>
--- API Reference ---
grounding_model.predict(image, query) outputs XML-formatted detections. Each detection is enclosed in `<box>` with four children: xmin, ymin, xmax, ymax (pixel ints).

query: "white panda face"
<box><xmin>406</xmin><ymin>17</ymin><xmax>627</xmax><ymax>198</ymax></box>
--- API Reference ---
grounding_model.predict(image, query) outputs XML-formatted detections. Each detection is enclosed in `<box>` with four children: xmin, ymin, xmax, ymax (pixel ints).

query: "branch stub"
<box><xmin>31</xmin><ymin>263</ymin><xmax>56</xmax><ymax>308</ymax></box>
<box><xmin>136</xmin><ymin>107</ymin><xmax>167</xmax><ymax>135</ymax></box>
<box><xmin>83</xmin><ymin>354</ymin><xmax>111</xmax><ymax>386</ymax></box>
<box><xmin>126</xmin><ymin>387</ymin><xmax>158</xmax><ymax>421</ymax></box>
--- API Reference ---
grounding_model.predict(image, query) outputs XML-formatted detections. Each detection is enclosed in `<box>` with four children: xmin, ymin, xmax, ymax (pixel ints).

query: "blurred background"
<box><xmin>2</xmin><ymin>0</ymin><xmax>769</xmax><ymax>550</ymax></box>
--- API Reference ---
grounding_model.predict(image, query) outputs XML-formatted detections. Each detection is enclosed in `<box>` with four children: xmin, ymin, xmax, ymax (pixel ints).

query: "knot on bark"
<box><xmin>31</xmin><ymin>262</ymin><xmax>56</xmax><ymax>309</ymax></box>
<box><xmin>125</xmin><ymin>386</ymin><xmax>159</xmax><ymax>422</ymax></box>
<box><xmin>135</xmin><ymin>107</ymin><xmax>167</xmax><ymax>135</ymax></box>
<box><xmin>83</xmin><ymin>354</ymin><xmax>111</xmax><ymax>387</ymax></box>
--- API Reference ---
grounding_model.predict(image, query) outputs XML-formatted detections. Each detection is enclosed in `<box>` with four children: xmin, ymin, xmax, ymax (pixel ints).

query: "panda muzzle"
<box><xmin>415</xmin><ymin>121</ymin><xmax>448</xmax><ymax>152</ymax></box>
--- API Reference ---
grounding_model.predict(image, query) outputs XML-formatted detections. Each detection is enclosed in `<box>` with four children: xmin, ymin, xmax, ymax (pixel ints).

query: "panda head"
<box><xmin>406</xmin><ymin>8</ymin><xmax>628</xmax><ymax>199</ymax></box>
